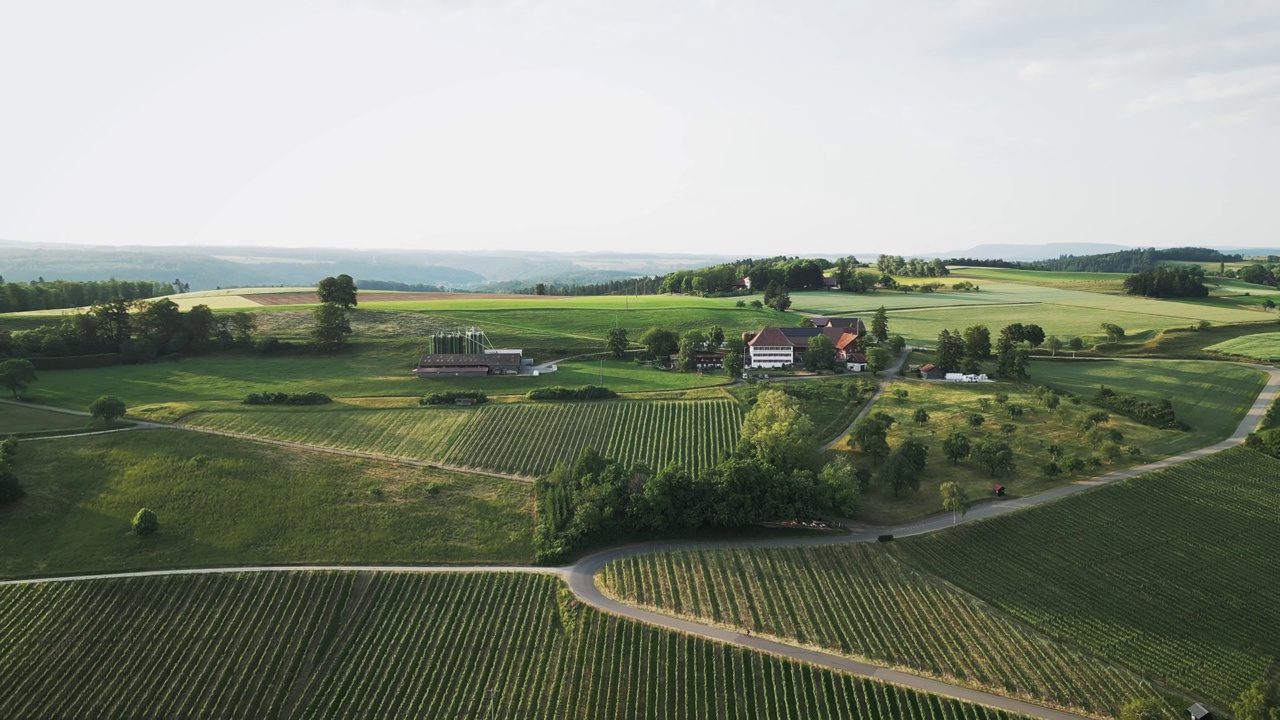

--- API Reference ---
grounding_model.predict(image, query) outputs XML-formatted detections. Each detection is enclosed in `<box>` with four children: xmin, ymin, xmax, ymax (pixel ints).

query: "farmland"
<box><xmin>896</xmin><ymin>448</ymin><xmax>1280</xmax><ymax>710</ymax></box>
<box><xmin>0</xmin><ymin>402</ymin><xmax>95</xmax><ymax>435</ymax></box>
<box><xmin>183</xmin><ymin>398</ymin><xmax>743</xmax><ymax>477</ymax></box>
<box><xmin>1205</xmin><ymin>332</ymin><xmax>1280</xmax><ymax>360</ymax></box>
<box><xmin>0</xmin><ymin>571</ymin><xmax>1032</xmax><ymax>720</ymax></box>
<box><xmin>1</xmin><ymin>430</ymin><xmax>533</xmax><ymax>578</ymax></box>
<box><xmin>600</xmin><ymin>544</ymin><xmax>1160</xmax><ymax>718</ymax></box>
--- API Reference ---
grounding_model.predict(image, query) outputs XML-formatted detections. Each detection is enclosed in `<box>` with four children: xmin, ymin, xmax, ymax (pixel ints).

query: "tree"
<box><xmin>962</xmin><ymin>325</ymin><xmax>991</xmax><ymax>373</ymax></box>
<box><xmin>311</xmin><ymin>303</ymin><xmax>352</xmax><ymax>353</ymax></box>
<box><xmin>0</xmin><ymin>359</ymin><xmax>37</xmax><ymax>399</ymax></box>
<box><xmin>818</xmin><ymin>456</ymin><xmax>861</xmax><ymax>516</ymax></box>
<box><xmin>878</xmin><ymin>451</ymin><xmax>918</xmax><ymax>498</ymax></box>
<box><xmin>0</xmin><ymin>436</ymin><xmax>16</xmax><ymax>462</ymax></box>
<box><xmin>864</xmin><ymin>347</ymin><xmax>889</xmax><ymax>374</ymax></box>
<box><xmin>972</xmin><ymin>440</ymin><xmax>1015</xmax><ymax>476</ymax></box>
<box><xmin>912</xmin><ymin>408</ymin><xmax>930</xmax><ymax>424</ymax></box>
<box><xmin>996</xmin><ymin>325</ymin><xmax>1030</xmax><ymax>379</ymax></box>
<box><xmin>0</xmin><ymin>461</ymin><xmax>23</xmax><ymax>504</ymax></box>
<box><xmin>709</xmin><ymin>325</ymin><xmax>725</xmax><ymax>347</ymax></box>
<box><xmin>940</xmin><ymin>481</ymin><xmax>968</xmax><ymax>524</ymax></box>
<box><xmin>739</xmin><ymin>390</ymin><xmax>816</xmax><ymax>471</ymax></box>
<box><xmin>89</xmin><ymin>395</ymin><xmax>127</xmax><ymax>424</ymax></box>
<box><xmin>966</xmin><ymin>412</ymin><xmax>985</xmax><ymax>429</ymax></box>
<box><xmin>317</xmin><ymin>274</ymin><xmax>358</xmax><ymax>308</ymax></box>
<box><xmin>1023</xmin><ymin>324</ymin><xmax>1045</xmax><ymax>348</ymax></box>
<box><xmin>677</xmin><ymin>330</ymin><xmax>708</xmax><ymax>371</ymax></box>
<box><xmin>936</xmin><ymin>329</ymin><xmax>964</xmax><ymax>372</ymax></box>
<box><xmin>1265</xmin><ymin>299</ymin><xmax>1277</xmax><ymax>311</ymax></box>
<box><xmin>640</xmin><ymin>327</ymin><xmax>680</xmax><ymax>358</ymax></box>
<box><xmin>1068</xmin><ymin>336</ymin><xmax>1084</xmax><ymax>351</ymax></box>
<box><xmin>1045</xmin><ymin>394</ymin><xmax>1061</xmax><ymax>410</ymax></box>
<box><xmin>606</xmin><ymin>327</ymin><xmax>629</xmax><ymax>359</ymax></box>
<box><xmin>851</xmin><ymin>417</ymin><xmax>890</xmax><ymax>464</ymax></box>
<box><xmin>804</xmin><ymin>334</ymin><xmax>836</xmax><ymax>371</ymax></box>
<box><xmin>871</xmin><ymin>306</ymin><xmax>889</xmax><ymax>343</ymax></box>
<box><xmin>1119</xmin><ymin>698</ymin><xmax>1168</xmax><ymax>720</ymax></box>
<box><xmin>1000</xmin><ymin>423</ymin><xmax>1017</xmax><ymax>436</ymax></box>
<box><xmin>132</xmin><ymin>507</ymin><xmax>159</xmax><ymax>536</ymax></box>
<box><xmin>723</xmin><ymin>350</ymin><xmax>744</xmax><ymax>379</ymax></box>
<box><xmin>1046</xmin><ymin>335</ymin><xmax>1062</xmax><ymax>356</ymax></box>
<box><xmin>942</xmin><ymin>432</ymin><xmax>971</xmax><ymax>464</ymax></box>
<box><xmin>1232</xmin><ymin>679</ymin><xmax>1280</xmax><ymax>720</ymax></box>
<box><xmin>534</xmin><ymin>283</ymin><xmax>547</xmax><ymax>295</ymax></box>
<box><xmin>888</xmin><ymin>334</ymin><xmax>906</xmax><ymax>353</ymax></box>
<box><xmin>1100</xmin><ymin>322</ymin><xmax>1126</xmax><ymax>343</ymax></box>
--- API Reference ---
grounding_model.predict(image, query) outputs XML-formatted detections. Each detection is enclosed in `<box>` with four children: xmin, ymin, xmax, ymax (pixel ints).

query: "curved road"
<box><xmin>3</xmin><ymin>363</ymin><xmax>1278</xmax><ymax>720</ymax></box>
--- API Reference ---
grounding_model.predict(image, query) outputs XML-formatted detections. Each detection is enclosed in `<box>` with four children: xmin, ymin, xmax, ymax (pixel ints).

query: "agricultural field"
<box><xmin>182</xmin><ymin>398</ymin><xmax>743</xmax><ymax>478</ymax></box>
<box><xmin>0</xmin><ymin>571</ymin><xmax>1031</xmax><ymax>720</ymax></box>
<box><xmin>1</xmin><ymin>430</ymin><xmax>533</xmax><ymax>578</ymax></box>
<box><xmin>896</xmin><ymin>448</ymin><xmax>1280</xmax><ymax>711</ymax></box>
<box><xmin>0</xmin><ymin>402</ymin><xmax>95</xmax><ymax>435</ymax></box>
<box><xmin>600</xmin><ymin>544</ymin><xmax>1161</xmax><ymax>718</ymax></box>
<box><xmin>1029</xmin><ymin>359</ymin><xmax>1266</xmax><ymax>454</ymax></box>
<box><xmin>829</xmin><ymin>378</ymin><xmax>1189</xmax><ymax>524</ymax></box>
<box><xmin>1204</xmin><ymin>332</ymin><xmax>1280</xmax><ymax>360</ymax></box>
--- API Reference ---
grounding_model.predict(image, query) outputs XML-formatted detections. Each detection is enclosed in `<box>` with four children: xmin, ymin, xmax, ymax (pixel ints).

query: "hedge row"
<box><xmin>243</xmin><ymin>392</ymin><xmax>333</xmax><ymax>406</ymax></box>
<box><xmin>1094</xmin><ymin>386</ymin><xmax>1188</xmax><ymax>430</ymax></box>
<box><xmin>420</xmin><ymin>391</ymin><xmax>488</xmax><ymax>406</ymax></box>
<box><xmin>526</xmin><ymin>385</ymin><xmax>617</xmax><ymax>401</ymax></box>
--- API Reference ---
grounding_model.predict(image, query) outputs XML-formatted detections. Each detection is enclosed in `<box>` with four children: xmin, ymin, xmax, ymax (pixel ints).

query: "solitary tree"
<box><xmin>316</xmin><ymin>274</ymin><xmax>358</xmax><ymax>308</ymax></box>
<box><xmin>1046</xmin><ymin>335</ymin><xmax>1062</xmax><ymax>356</ymax></box>
<box><xmin>871</xmin><ymin>305</ymin><xmax>889</xmax><ymax>343</ymax></box>
<box><xmin>940</xmin><ymin>481</ymin><xmax>969</xmax><ymax>524</ymax></box>
<box><xmin>1100</xmin><ymin>322</ymin><xmax>1126</xmax><ymax>343</ymax></box>
<box><xmin>311</xmin><ymin>303</ymin><xmax>353</xmax><ymax>353</ymax></box>
<box><xmin>89</xmin><ymin>395</ymin><xmax>127</xmax><ymax>424</ymax></box>
<box><xmin>0</xmin><ymin>359</ymin><xmax>37</xmax><ymax>399</ymax></box>
<box><xmin>131</xmin><ymin>507</ymin><xmax>159</xmax><ymax>536</ymax></box>
<box><xmin>942</xmin><ymin>432</ymin><xmax>971</xmax><ymax>464</ymax></box>
<box><xmin>606</xmin><ymin>327</ymin><xmax>629</xmax><ymax>359</ymax></box>
<box><xmin>865</xmin><ymin>346</ymin><xmax>889</xmax><ymax>374</ymax></box>
<box><xmin>912</xmin><ymin>408</ymin><xmax>930</xmax><ymax>424</ymax></box>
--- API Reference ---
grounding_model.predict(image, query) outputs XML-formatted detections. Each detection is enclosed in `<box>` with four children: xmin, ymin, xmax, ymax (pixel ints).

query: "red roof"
<box><xmin>748</xmin><ymin>327</ymin><xmax>796</xmax><ymax>347</ymax></box>
<box><xmin>920</xmin><ymin>363</ymin><xmax>936</xmax><ymax>371</ymax></box>
<box><xmin>834</xmin><ymin>331</ymin><xmax>860</xmax><ymax>351</ymax></box>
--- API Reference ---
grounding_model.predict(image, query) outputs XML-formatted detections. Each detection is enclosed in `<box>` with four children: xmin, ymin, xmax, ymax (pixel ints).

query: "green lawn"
<box><xmin>1029</xmin><ymin>359</ymin><xmax>1266</xmax><ymax>453</ymax></box>
<box><xmin>0</xmin><ymin>430</ymin><xmax>534</xmax><ymax>578</ymax></box>
<box><xmin>0</xmin><ymin>403</ymin><xmax>93</xmax><ymax>435</ymax></box>
<box><xmin>1204</xmin><ymin>332</ymin><xmax>1280</xmax><ymax>360</ymax></box>
<box><xmin>896</xmin><ymin>448</ymin><xmax>1280</xmax><ymax>711</ymax></box>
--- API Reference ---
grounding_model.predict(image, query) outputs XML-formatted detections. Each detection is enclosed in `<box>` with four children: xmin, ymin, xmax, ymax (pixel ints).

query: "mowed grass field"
<box><xmin>1029</xmin><ymin>359</ymin><xmax>1267</xmax><ymax>454</ymax></box>
<box><xmin>1204</xmin><ymin>332</ymin><xmax>1280</xmax><ymax>360</ymax></box>
<box><xmin>0</xmin><ymin>402</ymin><xmax>94</xmax><ymax>435</ymax></box>
<box><xmin>1</xmin><ymin>430</ymin><xmax>533</xmax><ymax>578</ymax></box>
<box><xmin>0</xmin><ymin>572</ymin><xmax>1032</xmax><ymax>720</ymax></box>
<box><xmin>896</xmin><ymin>448</ymin><xmax>1280</xmax><ymax>711</ymax></box>
<box><xmin>601</xmin><ymin>544</ymin><xmax>1161</xmax><ymax>718</ymax></box>
<box><xmin>183</xmin><ymin>398</ymin><xmax>744</xmax><ymax>478</ymax></box>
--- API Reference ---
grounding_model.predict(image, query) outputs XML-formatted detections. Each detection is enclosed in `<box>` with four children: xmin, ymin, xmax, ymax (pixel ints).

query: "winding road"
<box><xmin>3</xmin><ymin>361</ymin><xmax>1278</xmax><ymax>720</ymax></box>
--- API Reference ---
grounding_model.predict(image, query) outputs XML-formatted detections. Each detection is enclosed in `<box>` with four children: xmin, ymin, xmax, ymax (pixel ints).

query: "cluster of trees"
<box><xmin>874</xmin><ymin>255</ymin><xmax>950</xmax><ymax>278</ymax></box>
<box><xmin>533</xmin><ymin>389</ymin><xmax>864</xmax><ymax>562</ymax></box>
<box><xmin>420</xmin><ymin>390</ymin><xmax>488</xmax><ymax>405</ymax></box>
<box><xmin>311</xmin><ymin>275</ymin><xmax>357</xmax><ymax>353</ymax></box>
<box><xmin>526</xmin><ymin>386</ymin><xmax>617</xmax><ymax>401</ymax></box>
<box><xmin>634</xmin><ymin>325</ymin><xmax>742</xmax><ymax>375</ymax></box>
<box><xmin>1123</xmin><ymin>266</ymin><xmax>1209</xmax><ymax>298</ymax></box>
<box><xmin>1094</xmin><ymin>386</ymin><xmax>1186</xmax><ymax>429</ymax></box>
<box><xmin>354</xmin><ymin>279</ymin><xmax>446</xmax><ymax>293</ymax></box>
<box><xmin>944</xmin><ymin>247</ymin><xmax>1240</xmax><ymax>273</ymax></box>
<box><xmin>935</xmin><ymin>322</ymin><xmax>1044</xmax><ymax>378</ymax></box>
<box><xmin>242</xmin><ymin>391</ymin><xmax>333</xmax><ymax>406</ymax></box>
<box><xmin>1</xmin><ymin>300</ymin><xmax>257</xmax><ymax>360</ymax></box>
<box><xmin>0</xmin><ymin>278</ymin><xmax>181</xmax><ymax>313</ymax></box>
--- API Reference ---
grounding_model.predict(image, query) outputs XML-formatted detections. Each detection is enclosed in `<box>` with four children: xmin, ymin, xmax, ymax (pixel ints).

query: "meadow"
<box><xmin>1204</xmin><ymin>332</ymin><xmax>1280</xmax><ymax>360</ymax></box>
<box><xmin>183</xmin><ymin>398</ymin><xmax>744</xmax><ymax>478</ymax></box>
<box><xmin>0</xmin><ymin>402</ymin><xmax>96</xmax><ymax>435</ymax></box>
<box><xmin>600</xmin><ymin>544</ymin><xmax>1161</xmax><ymax>718</ymax></box>
<box><xmin>896</xmin><ymin>448</ymin><xmax>1280</xmax><ymax>710</ymax></box>
<box><xmin>0</xmin><ymin>430</ymin><xmax>533</xmax><ymax>578</ymax></box>
<box><xmin>0</xmin><ymin>571</ymin><xmax>1033</xmax><ymax>720</ymax></box>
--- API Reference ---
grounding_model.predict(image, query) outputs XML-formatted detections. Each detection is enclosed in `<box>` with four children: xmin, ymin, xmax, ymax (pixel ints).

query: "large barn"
<box><xmin>744</xmin><ymin>320</ymin><xmax>865</xmax><ymax>369</ymax></box>
<box><xmin>415</xmin><ymin>349</ymin><xmax>524</xmax><ymax>378</ymax></box>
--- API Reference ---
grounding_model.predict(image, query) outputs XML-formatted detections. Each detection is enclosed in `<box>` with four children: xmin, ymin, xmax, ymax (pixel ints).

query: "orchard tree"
<box><xmin>912</xmin><ymin>408</ymin><xmax>930</xmax><ymax>424</ymax></box>
<box><xmin>739</xmin><ymin>389</ymin><xmax>816</xmax><ymax>471</ymax></box>
<box><xmin>940</xmin><ymin>481</ymin><xmax>969</xmax><ymax>525</ymax></box>
<box><xmin>942</xmin><ymin>432</ymin><xmax>971</xmax><ymax>464</ymax></box>
<box><xmin>89</xmin><ymin>395</ymin><xmax>127</xmax><ymax>424</ymax></box>
<box><xmin>1068</xmin><ymin>336</ymin><xmax>1084</xmax><ymax>351</ymax></box>
<box><xmin>851</xmin><ymin>417</ymin><xmax>891</xmax><ymax>464</ymax></box>
<box><xmin>0</xmin><ymin>359</ymin><xmax>37</xmax><ymax>399</ymax></box>
<box><xmin>606</xmin><ymin>327</ymin><xmax>629</xmax><ymax>359</ymax></box>
<box><xmin>316</xmin><ymin>274</ymin><xmax>358</xmax><ymax>308</ymax></box>
<box><xmin>966</xmin><ymin>412</ymin><xmax>985</xmax><ymax>429</ymax></box>
<box><xmin>973</xmin><ymin>440</ymin><xmax>1015</xmax><ymax>476</ymax></box>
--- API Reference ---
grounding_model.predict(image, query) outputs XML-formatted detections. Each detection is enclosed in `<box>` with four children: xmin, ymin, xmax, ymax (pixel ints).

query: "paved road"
<box><xmin>3</xmin><ymin>362</ymin><xmax>1278</xmax><ymax>720</ymax></box>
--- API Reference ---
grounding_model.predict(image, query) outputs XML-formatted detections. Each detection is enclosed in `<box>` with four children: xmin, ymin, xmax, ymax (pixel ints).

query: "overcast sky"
<box><xmin>2</xmin><ymin>1</ymin><xmax>1278</xmax><ymax>255</ymax></box>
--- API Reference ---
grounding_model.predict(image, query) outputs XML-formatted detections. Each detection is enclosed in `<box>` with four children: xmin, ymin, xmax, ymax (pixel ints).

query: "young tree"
<box><xmin>739</xmin><ymin>389</ymin><xmax>816</xmax><ymax>471</ymax></box>
<box><xmin>942</xmin><ymin>432</ymin><xmax>971</xmax><ymax>464</ymax></box>
<box><xmin>912</xmin><ymin>408</ymin><xmax>930</xmax><ymax>425</ymax></box>
<box><xmin>871</xmin><ymin>305</ymin><xmax>889</xmax><ymax>343</ymax></box>
<box><xmin>708</xmin><ymin>325</ymin><xmax>725</xmax><ymax>347</ymax></box>
<box><xmin>966</xmin><ymin>412</ymin><xmax>985</xmax><ymax>429</ymax></box>
<box><xmin>723</xmin><ymin>350</ymin><xmax>744</xmax><ymax>379</ymax></box>
<box><xmin>940</xmin><ymin>481</ymin><xmax>969</xmax><ymax>524</ymax></box>
<box><xmin>1100</xmin><ymin>322</ymin><xmax>1126</xmax><ymax>343</ymax></box>
<box><xmin>311</xmin><ymin>303</ymin><xmax>352</xmax><ymax>353</ymax></box>
<box><xmin>316</xmin><ymin>274</ymin><xmax>358</xmax><ymax>308</ymax></box>
<box><xmin>606</xmin><ymin>327</ymin><xmax>629</xmax><ymax>359</ymax></box>
<box><xmin>888</xmin><ymin>334</ymin><xmax>906</xmax><ymax>353</ymax></box>
<box><xmin>1045</xmin><ymin>335</ymin><xmax>1062</xmax><ymax>356</ymax></box>
<box><xmin>804</xmin><ymin>334</ymin><xmax>836</xmax><ymax>371</ymax></box>
<box><xmin>131</xmin><ymin>507</ymin><xmax>159</xmax><ymax>536</ymax></box>
<box><xmin>864</xmin><ymin>346</ymin><xmax>889</xmax><ymax>374</ymax></box>
<box><xmin>89</xmin><ymin>395</ymin><xmax>127</xmax><ymax>424</ymax></box>
<box><xmin>892</xmin><ymin>388</ymin><xmax>909</xmax><ymax>400</ymax></box>
<box><xmin>1000</xmin><ymin>423</ymin><xmax>1017</xmax><ymax>436</ymax></box>
<box><xmin>973</xmin><ymin>440</ymin><xmax>1015</xmax><ymax>476</ymax></box>
<box><xmin>0</xmin><ymin>359</ymin><xmax>37</xmax><ymax>399</ymax></box>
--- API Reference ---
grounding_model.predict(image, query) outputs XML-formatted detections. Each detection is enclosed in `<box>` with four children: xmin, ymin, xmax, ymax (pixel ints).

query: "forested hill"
<box><xmin>947</xmin><ymin>247</ymin><xmax>1242</xmax><ymax>273</ymax></box>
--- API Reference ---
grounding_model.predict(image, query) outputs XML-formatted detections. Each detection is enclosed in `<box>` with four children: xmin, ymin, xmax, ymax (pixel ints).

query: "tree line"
<box><xmin>0</xmin><ymin>278</ymin><xmax>181</xmax><ymax>313</ymax></box>
<box><xmin>1122</xmin><ymin>266</ymin><xmax>1209</xmax><ymax>298</ymax></box>
<box><xmin>945</xmin><ymin>246</ymin><xmax>1240</xmax><ymax>274</ymax></box>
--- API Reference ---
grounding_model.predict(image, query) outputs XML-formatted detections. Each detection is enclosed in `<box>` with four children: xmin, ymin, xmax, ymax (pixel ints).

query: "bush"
<box><xmin>421</xmin><ymin>391</ymin><xmax>488</xmax><ymax>406</ymax></box>
<box><xmin>253</xmin><ymin>337</ymin><xmax>296</xmax><ymax>354</ymax></box>
<box><xmin>1093</xmin><ymin>386</ymin><xmax>1187</xmax><ymax>430</ymax></box>
<box><xmin>89</xmin><ymin>395</ymin><xmax>127</xmax><ymax>423</ymax></box>
<box><xmin>131</xmin><ymin>508</ymin><xmax>159</xmax><ymax>536</ymax></box>
<box><xmin>526</xmin><ymin>386</ymin><xmax>617</xmax><ymax>401</ymax></box>
<box><xmin>877</xmin><ymin>534</ymin><xmax>895</xmax><ymax>542</ymax></box>
<box><xmin>243</xmin><ymin>391</ymin><xmax>332</xmax><ymax>406</ymax></box>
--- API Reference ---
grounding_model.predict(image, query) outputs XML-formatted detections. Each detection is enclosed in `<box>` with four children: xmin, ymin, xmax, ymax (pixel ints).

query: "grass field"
<box><xmin>0</xmin><ymin>402</ymin><xmax>94</xmax><ymax>435</ymax></box>
<box><xmin>829</xmin><ymin>378</ymin><xmax>1197</xmax><ymax>523</ymax></box>
<box><xmin>1204</xmin><ymin>332</ymin><xmax>1280</xmax><ymax>360</ymax></box>
<box><xmin>0</xmin><ymin>430</ymin><xmax>533</xmax><ymax>578</ymax></box>
<box><xmin>896</xmin><ymin>448</ymin><xmax>1280</xmax><ymax>711</ymax></box>
<box><xmin>1029</xmin><ymin>359</ymin><xmax>1266</xmax><ymax>454</ymax></box>
<box><xmin>600</xmin><ymin>544</ymin><xmax>1162</xmax><ymax>718</ymax></box>
<box><xmin>182</xmin><ymin>398</ymin><xmax>744</xmax><ymax>478</ymax></box>
<box><xmin>0</xmin><ymin>571</ymin><xmax>1033</xmax><ymax>720</ymax></box>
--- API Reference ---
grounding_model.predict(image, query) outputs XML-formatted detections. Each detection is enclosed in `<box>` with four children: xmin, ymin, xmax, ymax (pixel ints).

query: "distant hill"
<box><xmin>918</xmin><ymin>243</ymin><xmax>1133</xmax><ymax>262</ymax></box>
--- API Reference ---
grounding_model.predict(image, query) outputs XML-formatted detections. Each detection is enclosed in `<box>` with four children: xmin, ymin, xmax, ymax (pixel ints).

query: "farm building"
<box><xmin>809</xmin><ymin>317</ymin><xmax>868</xmax><ymax>333</ymax></box>
<box><xmin>415</xmin><ymin>349</ymin><xmax>524</xmax><ymax>378</ymax></box>
<box><xmin>822</xmin><ymin>277</ymin><xmax>840</xmax><ymax>290</ymax></box>
<box><xmin>744</xmin><ymin>321</ymin><xmax>865</xmax><ymax>368</ymax></box>
<box><xmin>732</xmin><ymin>277</ymin><xmax>752</xmax><ymax>291</ymax></box>
<box><xmin>1187</xmin><ymin>704</ymin><xmax>1211</xmax><ymax>720</ymax></box>
<box><xmin>920</xmin><ymin>363</ymin><xmax>943</xmax><ymax>380</ymax></box>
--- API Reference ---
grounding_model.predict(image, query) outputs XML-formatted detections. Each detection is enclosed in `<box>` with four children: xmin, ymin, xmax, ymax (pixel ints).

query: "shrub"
<box><xmin>131</xmin><ymin>508</ymin><xmax>159</xmax><ymax>536</ymax></box>
<box><xmin>89</xmin><ymin>395</ymin><xmax>127</xmax><ymax>423</ymax></box>
<box><xmin>243</xmin><ymin>392</ymin><xmax>332</xmax><ymax>406</ymax></box>
<box><xmin>877</xmin><ymin>534</ymin><xmax>895</xmax><ymax>542</ymax></box>
<box><xmin>420</xmin><ymin>391</ymin><xmax>488</xmax><ymax>406</ymax></box>
<box><xmin>526</xmin><ymin>386</ymin><xmax>617</xmax><ymax>401</ymax></box>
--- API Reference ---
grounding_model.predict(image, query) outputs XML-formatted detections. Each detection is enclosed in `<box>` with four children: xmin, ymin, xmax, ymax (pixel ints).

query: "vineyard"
<box><xmin>897</xmin><ymin>447</ymin><xmax>1280</xmax><ymax>710</ymax></box>
<box><xmin>600</xmin><ymin>544</ymin><xmax>1160</xmax><ymax>718</ymax></box>
<box><xmin>184</xmin><ymin>398</ymin><xmax>743</xmax><ymax>477</ymax></box>
<box><xmin>0</xmin><ymin>571</ymin><xmax>1034</xmax><ymax>720</ymax></box>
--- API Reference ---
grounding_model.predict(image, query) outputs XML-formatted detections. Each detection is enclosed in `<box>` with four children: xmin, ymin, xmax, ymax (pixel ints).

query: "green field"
<box><xmin>1204</xmin><ymin>332</ymin><xmax>1280</xmax><ymax>360</ymax></box>
<box><xmin>0</xmin><ymin>402</ymin><xmax>94</xmax><ymax>435</ymax></box>
<box><xmin>1029</xmin><ymin>359</ymin><xmax>1266</xmax><ymax>454</ymax></box>
<box><xmin>601</xmin><ymin>544</ymin><xmax>1160</xmax><ymax>717</ymax></box>
<box><xmin>183</xmin><ymin>398</ymin><xmax>744</xmax><ymax>478</ymax></box>
<box><xmin>0</xmin><ymin>571</ymin><xmax>1032</xmax><ymax>720</ymax></box>
<box><xmin>896</xmin><ymin>448</ymin><xmax>1280</xmax><ymax>710</ymax></box>
<box><xmin>1</xmin><ymin>430</ymin><xmax>533</xmax><ymax>578</ymax></box>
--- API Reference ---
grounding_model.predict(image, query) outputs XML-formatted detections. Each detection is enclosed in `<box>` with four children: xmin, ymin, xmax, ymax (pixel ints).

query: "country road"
<box><xmin>2</xmin><ymin>362</ymin><xmax>1278</xmax><ymax>720</ymax></box>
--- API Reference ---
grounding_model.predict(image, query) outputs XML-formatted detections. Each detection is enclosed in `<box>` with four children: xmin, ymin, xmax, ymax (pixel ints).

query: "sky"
<box><xmin>2</xmin><ymin>0</ymin><xmax>1278</xmax><ymax>256</ymax></box>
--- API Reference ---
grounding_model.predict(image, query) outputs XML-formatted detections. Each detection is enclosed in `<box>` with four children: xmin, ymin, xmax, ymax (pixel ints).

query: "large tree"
<box><xmin>606</xmin><ymin>327</ymin><xmax>629</xmax><ymax>359</ymax></box>
<box><xmin>940</xmin><ymin>481</ymin><xmax>969</xmax><ymax>524</ymax></box>
<box><xmin>941</xmin><ymin>431</ymin><xmax>971</xmax><ymax>464</ymax></box>
<box><xmin>0</xmin><ymin>359</ymin><xmax>37</xmax><ymax>399</ymax></box>
<box><xmin>972</xmin><ymin>439</ymin><xmax>1015</xmax><ymax>476</ymax></box>
<box><xmin>864</xmin><ymin>346</ymin><xmax>889</xmax><ymax>374</ymax></box>
<box><xmin>739</xmin><ymin>389</ymin><xmax>816</xmax><ymax>471</ymax></box>
<box><xmin>871</xmin><ymin>305</ymin><xmax>889</xmax><ymax>343</ymax></box>
<box><xmin>317</xmin><ymin>274</ymin><xmax>358</xmax><ymax>308</ymax></box>
<box><xmin>640</xmin><ymin>327</ymin><xmax>680</xmax><ymax>358</ymax></box>
<box><xmin>850</xmin><ymin>417</ymin><xmax>891</xmax><ymax>464</ymax></box>
<box><xmin>804</xmin><ymin>334</ymin><xmax>836</xmax><ymax>371</ymax></box>
<box><xmin>723</xmin><ymin>350</ymin><xmax>744</xmax><ymax>379</ymax></box>
<box><xmin>89</xmin><ymin>395</ymin><xmax>127</xmax><ymax>424</ymax></box>
<box><xmin>311</xmin><ymin>303</ymin><xmax>352</xmax><ymax>353</ymax></box>
<box><xmin>936</xmin><ymin>329</ymin><xmax>965</xmax><ymax>372</ymax></box>
<box><xmin>962</xmin><ymin>325</ymin><xmax>991</xmax><ymax>373</ymax></box>
<box><xmin>818</xmin><ymin>456</ymin><xmax>861</xmax><ymax>516</ymax></box>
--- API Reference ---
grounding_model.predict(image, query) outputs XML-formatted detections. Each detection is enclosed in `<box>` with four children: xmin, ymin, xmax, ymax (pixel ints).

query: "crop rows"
<box><xmin>898</xmin><ymin>447</ymin><xmax>1280</xmax><ymax>709</ymax></box>
<box><xmin>186</xmin><ymin>399</ymin><xmax>741</xmax><ymax>477</ymax></box>
<box><xmin>0</xmin><ymin>571</ymin><xmax>1033</xmax><ymax>720</ymax></box>
<box><xmin>601</xmin><ymin>544</ymin><xmax>1159</xmax><ymax>718</ymax></box>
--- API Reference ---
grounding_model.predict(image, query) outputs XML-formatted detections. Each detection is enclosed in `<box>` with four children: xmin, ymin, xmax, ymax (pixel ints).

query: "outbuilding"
<box><xmin>919</xmin><ymin>363</ymin><xmax>943</xmax><ymax>380</ymax></box>
<box><xmin>1188</xmin><ymin>703</ymin><xmax>1212</xmax><ymax>720</ymax></box>
<box><xmin>992</xmin><ymin>484</ymin><xmax>1006</xmax><ymax>497</ymax></box>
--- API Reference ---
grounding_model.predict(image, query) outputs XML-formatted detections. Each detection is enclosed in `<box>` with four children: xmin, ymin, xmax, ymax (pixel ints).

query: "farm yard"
<box><xmin>0</xmin><ymin>571</ymin><xmax>1033</xmax><ymax>720</ymax></box>
<box><xmin>896</xmin><ymin>448</ymin><xmax>1280</xmax><ymax>711</ymax></box>
<box><xmin>0</xmin><ymin>430</ymin><xmax>533</xmax><ymax>578</ymax></box>
<box><xmin>599</xmin><ymin>544</ymin><xmax>1161</xmax><ymax>718</ymax></box>
<box><xmin>183</xmin><ymin>398</ymin><xmax>745</xmax><ymax>478</ymax></box>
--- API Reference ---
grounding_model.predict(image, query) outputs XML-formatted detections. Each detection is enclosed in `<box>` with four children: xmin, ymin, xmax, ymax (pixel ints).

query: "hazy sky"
<box><xmin>3</xmin><ymin>1</ymin><xmax>1278</xmax><ymax>255</ymax></box>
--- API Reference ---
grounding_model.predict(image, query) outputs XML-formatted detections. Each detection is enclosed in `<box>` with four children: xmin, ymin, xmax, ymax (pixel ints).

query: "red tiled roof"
<box><xmin>748</xmin><ymin>327</ymin><xmax>797</xmax><ymax>347</ymax></box>
<box><xmin>834</xmin><ymin>331</ymin><xmax>860</xmax><ymax>351</ymax></box>
<box><xmin>920</xmin><ymin>363</ymin><xmax>937</xmax><ymax>371</ymax></box>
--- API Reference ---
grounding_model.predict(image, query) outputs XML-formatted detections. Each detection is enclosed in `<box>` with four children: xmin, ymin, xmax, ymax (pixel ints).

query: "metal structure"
<box><xmin>423</xmin><ymin>327</ymin><xmax>493</xmax><ymax>355</ymax></box>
